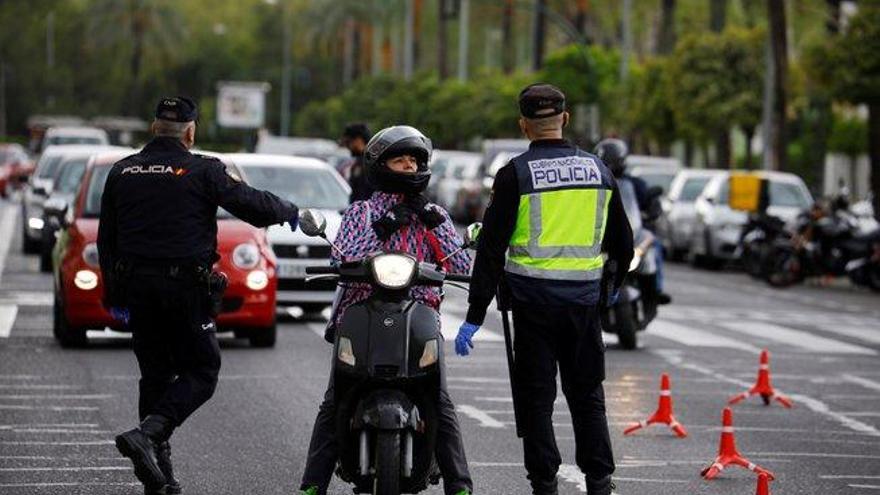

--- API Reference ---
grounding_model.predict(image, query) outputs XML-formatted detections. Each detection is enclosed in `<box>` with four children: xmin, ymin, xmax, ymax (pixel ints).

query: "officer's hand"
<box><xmin>109</xmin><ymin>307</ymin><xmax>130</xmax><ymax>326</ymax></box>
<box><xmin>455</xmin><ymin>322</ymin><xmax>480</xmax><ymax>356</ymax></box>
<box><xmin>608</xmin><ymin>290</ymin><xmax>620</xmax><ymax>306</ymax></box>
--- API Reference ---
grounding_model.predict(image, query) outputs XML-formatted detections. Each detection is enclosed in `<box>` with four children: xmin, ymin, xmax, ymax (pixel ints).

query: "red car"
<box><xmin>52</xmin><ymin>151</ymin><xmax>279</xmax><ymax>347</ymax></box>
<box><xmin>0</xmin><ymin>143</ymin><xmax>34</xmax><ymax>197</ymax></box>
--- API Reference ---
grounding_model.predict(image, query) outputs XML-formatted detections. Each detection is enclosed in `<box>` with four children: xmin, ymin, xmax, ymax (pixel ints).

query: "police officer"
<box><xmin>456</xmin><ymin>84</ymin><xmax>633</xmax><ymax>495</ymax></box>
<box><xmin>339</xmin><ymin>122</ymin><xmax>374</xmax><ymax>202</ymax></box>
<box><xmin>98</xmin><ymin>96</ymin><xmax>299</xmax><ymax>495</ymax></box>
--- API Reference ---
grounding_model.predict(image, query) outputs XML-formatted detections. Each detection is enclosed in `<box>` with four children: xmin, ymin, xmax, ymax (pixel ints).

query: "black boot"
<box><xmin>146</xmin><ymin>441</ymin><xmax>182</xmax><ymax>495</ymax></box>
<box><xmin>116</xmin><ymin>415</ymin><xmax>173</xmax><ymax>492</ymax></box>
<box><xmin>586</xmin><ymin>475</ymin><xmax>615</xmax><ymax>495</ymax></box>
<box><xmin>529</xmin><ymin>478</ymin><xmax>558</xmax><ymax>495</ymax></box>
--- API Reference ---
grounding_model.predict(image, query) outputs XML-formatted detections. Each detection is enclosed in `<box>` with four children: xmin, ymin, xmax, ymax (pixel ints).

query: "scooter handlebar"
<box><xmin>444</xmin><ymin>273</ymin><xmax>472</xmax><ymax>283</ymax></box>
<box><xmin>305</xmin><ymin>266</ymin><xmax>338</xmax><ymax>275</ymax></box>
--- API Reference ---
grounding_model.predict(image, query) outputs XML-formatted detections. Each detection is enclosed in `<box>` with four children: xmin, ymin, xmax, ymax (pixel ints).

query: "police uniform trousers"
<box><xmin>127</xmin><ymin>268</ymin><xmax>222</xmax><ymax>427</ymax></box>
<box><xmin>511</xmin><ymin>301</ymin><xmax>614</xmax><ymax>489</ymax></box>
<box><xmin>300</xmin><ymin>346</ymin><xmax>472</xmax><ymax>495</ymax></box>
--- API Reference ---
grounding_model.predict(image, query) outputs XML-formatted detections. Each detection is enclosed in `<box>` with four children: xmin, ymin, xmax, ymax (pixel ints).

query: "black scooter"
<box><xmin>299</xmin><ymin>210</ymin><xmax>475</xmax><ymax>495</ymax></box>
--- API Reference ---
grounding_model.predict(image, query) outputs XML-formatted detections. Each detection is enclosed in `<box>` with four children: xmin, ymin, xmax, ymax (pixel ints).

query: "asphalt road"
<box><xmin>1</xmin><ymin>197</ymin><xmax>880</xmax><ymax>494</ymax></box>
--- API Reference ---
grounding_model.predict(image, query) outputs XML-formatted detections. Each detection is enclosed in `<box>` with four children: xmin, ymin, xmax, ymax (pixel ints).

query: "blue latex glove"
<box><xmin>455</xmin><ymin>322</ymin><xmax>480</xmax><ymax>356</ymax></box>
<box><xmin>109</xmin><ymin>307</ymin><xmax>130</xmax><ymax>326</ymax></box>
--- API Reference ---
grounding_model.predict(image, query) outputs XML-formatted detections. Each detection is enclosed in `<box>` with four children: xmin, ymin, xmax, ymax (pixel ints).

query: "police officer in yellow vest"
<box><xmin>456</xmin><ymin>84</ymin><xmax>633</xmax><ymax>495</ymax></box>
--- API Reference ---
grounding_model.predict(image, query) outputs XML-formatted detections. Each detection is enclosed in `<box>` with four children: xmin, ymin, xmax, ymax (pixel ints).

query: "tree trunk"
<box><xmin>502</xmin><ymin>0</ymin><xmax>514</xmax><ymax>74</ymax></box>
<box><xmin>743</xmin><ymin>126</ymin><xmax>755</xmax><ymax>169</ymax></box>
<box><xmin>710</xmin><ymin>0</ymin><xmax>727</xmax><ymax>33</ymax></box>
<box><xmin>574</xmin><ymin>0</ymin><xmax>588</xmax><ymax>37</ymax></box>
<box><xmin>657</xmin><ymin>0</ymin><xmax>676</xmax><ymax>55</ymax></box>
<box><xmin>532</xmin><ymin>0</ymin><xmax>546</xmax><ymax>71</ymax></box>
<box><xmin>437</xmin><ymin>0</ymin><xmax>448</xmax><ymax>79</ymax></box>
<box><xmin>684</xmin><ymin>139</ymin><xmax>694</xmax><ymax>168</ymax></box>
<box><xmin>870</xmin><ymin>102</ymin><xmax>880</xmax><ymax>221</ymax></box>
<box><xmin>767</xmin><ymin>0</ymin><xmax>788</xmax><ymax>171</ymax></box>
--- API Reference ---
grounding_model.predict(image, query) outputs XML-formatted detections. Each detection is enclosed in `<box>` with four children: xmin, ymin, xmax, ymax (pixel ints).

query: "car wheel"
<box><xmin>615</xmin><ymin>302</ymin><xmax>639</xmax><ymax>350</ymax></box>
<box><xmin>53</xmin><ymin>293</ymin><xmax>87</xmax><ymax>348</ymax></box>
<box><xmin>248</xmin><ymin>323</ymin><xmax>277</xmax><ymax>348</ymax></box>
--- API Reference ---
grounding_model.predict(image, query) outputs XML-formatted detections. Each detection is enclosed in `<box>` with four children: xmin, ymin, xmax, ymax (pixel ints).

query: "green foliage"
<box><xmin>540</xmin><ymin>45</ymin><xmax>598</xmax><ymax>106</ymax></box>
<box><xmin>665</xmin><ymin>27</ymin><xmax>765</xmax><ymax>143</ymax></box>
<box><xmin>827</xmin><ymin>115</ymin><xmax>868</xmax><ymax>158</ymax></box>
<box><xmin>825</xmin><ymin>7</ymin><xmax>880</xmax><ymax>105</ymax></box>
<box><xmin>625</xmin><ymin>57</ymin><xmax>677</xmax><ymax>148</ymax></box>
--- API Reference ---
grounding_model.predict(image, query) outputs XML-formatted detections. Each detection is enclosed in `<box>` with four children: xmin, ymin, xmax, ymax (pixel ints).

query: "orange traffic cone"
<box><xmin>700</xmin><ymin>408</ymin><xmax>775</xmax><ymax>481</ymax></box>
<box><xmin>729</xmin><ymin>349</ymin><xmax>793</xmax><ymax>408</ymax></box>
<box><xmin>623</xmin><ymin>373</ymin><xmax>688</xmax><ymax>438</ymax></box>
<box><xmin>755</xmin><ymin>473</ymin><xmax>771</xmax><ymax>495</ymax></box>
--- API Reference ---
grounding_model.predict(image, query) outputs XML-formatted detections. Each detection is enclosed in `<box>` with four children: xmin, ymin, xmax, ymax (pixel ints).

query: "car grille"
<box><xmin>373</xmin><ymin>365</ymin><xmax>400</xmax><ymax>378</ymax></box>
<box><xmin>272</xmin><ymin>244</ymin><xmax>332</xmax><ymax>259</ymax></box>
<box><xmin>278</xmin><ymin>278</ymin><xmax>337</xmax><ymax>292</ymax></box>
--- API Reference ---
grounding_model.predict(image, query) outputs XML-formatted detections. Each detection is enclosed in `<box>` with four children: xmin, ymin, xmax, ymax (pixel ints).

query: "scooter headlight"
<box><xmin>371</xmin><ymin>254</ymin><xmax>417</xmax><ymax>289</ymax></box>
<box><xmin>232</xmin><ymin>243</ymin><xmax>260</xmax><ymax>269</ymax></box>
<box><xmin>338</xmin><ymin>337</ymin><xmax>356</xmax><ymax>366</ymax></box>
<box><xmin>419</xmin><ymin>339</ymin><xmax>439</xmax><ymax>368</ymax></box>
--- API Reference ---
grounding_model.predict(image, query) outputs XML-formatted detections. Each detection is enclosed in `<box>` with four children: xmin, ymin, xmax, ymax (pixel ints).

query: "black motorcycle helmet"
<box><xmin>364</xmin><ymin>125</ymin><xmax>433</xmax><ymax>194</ymax></box>
<box><xmin>594</xmin><ymin>138</ymin><xmax>629</xmax><ymax>178</ymax></box>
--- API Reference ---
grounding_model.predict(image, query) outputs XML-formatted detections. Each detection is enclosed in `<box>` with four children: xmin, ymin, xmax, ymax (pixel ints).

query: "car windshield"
<box><xmin>769</xmin><ymin>181</ymin><xmax>810</xmax><ymax>208</ymax></box>
<box><xmin>83</xmin><ymin>166</ymin><xmax>112</xmax><ymax>217</ymax></box>
<box><xmin>679</xmin><ymin>177</ymin><xmax>712</xmax><ymax>201</ymax></box>
<box><xmin>36</xmin><ymin>154</ymin><xmax>64</xmax><ymax>179</ymax></box>
<box><xmin>47</xmin><ymin>136</ymin><xmax>103</xmax><ymax>146</ymax></box>
<box><xmin>240</xmin><ymin>164</ymin><xmax>348</xmax><ymax>210</ymax></box>
<box><xmin>637</xmin><ymin>173</ymin><xmax>676</xmax><ymax>194</ymax></box>
<box><xmin>54</xmin><ymin>158</ymin><xmax>89</xmax><ymax>194</ymax></box>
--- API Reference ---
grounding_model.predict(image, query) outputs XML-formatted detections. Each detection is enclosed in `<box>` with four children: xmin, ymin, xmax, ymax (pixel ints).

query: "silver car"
<box><xmin>657</xmin><ymin>169</ymin><xmax>724</xmax><ymax>260</ymax></box>
<box><xmin>628</xmin><ymin>155</ymin><xmax>682</xmax><ymax>195</ymax></box>
<box><xmin>690</xmin><ymin>171</ymin><xmax>813</xmax><ymax>268</ymax></box>
<box><xmin>429</xmin><ymin>150</ymin><xmax>482</xmax><ymax>221</ymax></box>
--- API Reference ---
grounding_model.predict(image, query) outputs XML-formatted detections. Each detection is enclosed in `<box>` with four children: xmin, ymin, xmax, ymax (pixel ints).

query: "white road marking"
<box><xmin>439</xmin><ymin>312</ymin><xmax>504</xmax><ymax>342</ymax></box>
<box><xmin>0</xmin><ymin>305</ymin><xmax>16</xmax><ymax>338</ymax></box>
<box><xmin>849</xmin><ymin>485</ymin><xmax>880</xmax><ymax>490</ymax></box>
<box><xmin>718</xmin><ymin>320</ymin><xmax>878</xmax><ymax>355</ymax></box>
<box><xmin>0</xmin><ymin>405</ymin><xmax>99</xmax><ymax>411</ymax></box>
<box><xmin>456</xmin><ymin>405</ymin><xmax>505</xmax><ymax>428</ymax></box>
<box><xmin>752</xmin><ymin>452</ymin><xmax>880</xmax><ymax>460</ymax></box>
<box><xmin>446</xmin><ymin>376</ymin><xmax>509</xmax><ymax>384</ymax></box>
<box><xmin>821</xmin><ymin>476</ymin><xmax>880</xmax><ymax>480</ymax></box>
<box><xmin>654</xmin><ymin>350</ymin><xmax>880</xmax><ymax>437</ymax></box>
<box><xmin>818</xmin><ymin>326</ymin><xmax>880</xmax><ymax>345</ymax></box>
<box><xmin>5</xmin><ymin>429</ymin><xmax>111</xmax><ymax>434</ymax></box>
<box><xmin>0</xmin><ymin>384</ymin><xmax>80</xmax><ymax>390</ymax></box>
<box><xmin>0</xmin><ymin>423</ymin><xmax>98</xmax><ymax>428</ymax></box>
<box><xmin>0</xmin><ymin>206</ymin><xmax>17</xmax><ymax>286</ymax></box>
<box><xmin>650</xmin><ymin>319</ymin><xmax>760</xmax><ymax>352</ymax></box>
<box><xmin>0</xmin><ymin>291</ymin><xmax>53</xmax><ymax>306</ymax></box>
<box><xmin>0</xmin><ymin>440</ymin><xmax>114</xmax><ymax>446</ymax></box>
<box><xmin>843</xmin><ymin>374</ymin><xmax>880</xmax><ymax>393</ymax></box>
<box><xmin>0</xmin><ymin>482</ymin><xmax>140</xmax><ymax>488</ymax></box>
<box><xmin>0</xmin><ymin>466</ymin><xmax>128</xmax><ymax>472</ymax></box>
<box><xmin>0</xmin><ymin>394</ymin><xmax>114</xmax><ymax>400</ymax></box>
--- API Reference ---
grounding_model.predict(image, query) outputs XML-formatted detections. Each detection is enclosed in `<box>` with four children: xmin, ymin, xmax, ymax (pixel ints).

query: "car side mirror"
<box><xmin>299</xmin><ymin>209</ymin><xmax>327</xmax><ymax>237</ymax></box>
<box><xmin>464</xmin><ymin>222</ymin><xmax>482</xmax><ymax>248</ymax></box>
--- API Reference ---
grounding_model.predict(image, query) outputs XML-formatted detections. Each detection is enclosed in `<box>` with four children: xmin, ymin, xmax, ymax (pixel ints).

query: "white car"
<box><xmin>657</xmin><ymin>169</ymin><xmax>725</xmax><ymax>260</ymax></box>
<box><xmin>628</xmin><ymin>155</ymin><xmax>682</xmax><ymax>195</ymax></box>
<box><xmin>428</xmin><ymin>150</ymin><xmax>482</xmax><ymax>220</ymax></box>
<box><xmin>40</xmin><ymin>126</ymin><xmax>109</xmax><ymax>152</ymax></box>
<box><xmin>690</xmin><ymin>171</ymin><xmax>814</xmax><ymax>268</ymax></box>
<box><xmin>227</xmin><ymin>153</ymin><xmax>350</xmax><ymax>312</ymax></box>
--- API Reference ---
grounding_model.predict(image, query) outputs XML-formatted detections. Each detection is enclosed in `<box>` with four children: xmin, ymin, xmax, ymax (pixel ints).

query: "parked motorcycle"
<box><xmin>765</xmin><ymin>201</ymin><xmax>877</xmax><ymax>289</ymax></box>
<box><xmin>737</xmin><ymin>212</ymin><xmax>790</xmax><ymax>279</ymax></box>
<box><xmin>299</xmin><ymin>209</ymin><xmax>476</xmax><ymax>495</ymax></box>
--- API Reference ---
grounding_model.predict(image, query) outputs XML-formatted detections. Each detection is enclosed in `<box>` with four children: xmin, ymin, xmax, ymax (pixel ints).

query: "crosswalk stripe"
<box><xmin>718</xmin><ymin>321</ymin><xmax>877</xmax><ymax>355</ymax></box>
<box><xmin>810</xmin><ymin>325</ymin><xmax>880</xmax><ymax>345</ymax></box>
<box><xmin>650</xmin><ymin>319</ymin><xmax>761</xmax><ymax>352</ymax></box>
<box><xmin>0</xmin><ymin>305</ymin><xmax>17</xmax><ymax>338</ymax></box>
<box><xmin>0</xmin><ymin>206</ymin><xmax>17</xmax><ymax>286</ymax></box>
<box><xmin>0</xmin><ymin>291</ymin><xmax>53</xmax><ymax>306</ymax></box>
<box><xmin>439</xmin><ymin>312</ymin><xmax>504</xmax><ymax>343</ymax></box>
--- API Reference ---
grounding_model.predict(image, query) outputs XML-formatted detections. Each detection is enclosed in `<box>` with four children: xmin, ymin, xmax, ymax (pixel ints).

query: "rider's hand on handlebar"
<box><xmin>372</xmin><ymin>203</ymin><xmax>415</xmax><ymax>241</ymax></box>
<box><xmin>455</xmin><ymin>322</ymin><xmax>480</xmax><ymax>356</ymax></box>
<box><xmin>405</xmin><ymin>194</ymin><xmax>445</xmax><ymax>229</ymax></box>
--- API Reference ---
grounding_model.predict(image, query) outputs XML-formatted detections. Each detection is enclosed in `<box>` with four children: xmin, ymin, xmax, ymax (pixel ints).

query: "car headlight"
<box><xmin>338</xmin><ymin>337</ymin><xmax>356</xmax><ymax>366</ymax></box>
<box><xmin>246</xmin><ymin>270</ymin><xmax>269</xmax><ymax>291</ymax></box>
<box><xmin>82</xmin><ymin>243</ymin><xmax>100</xmax><ymax>268</ymax></box>
<box><xmin>371</xmin><ymin>254</ymin><xmax>417</xmax><ymax>289</ymax></box>
<box><xmin>28</xmin><ymin>217</ymin><xmax>45</xmax><ymax>230</ymax></box>
<box><xmin>419</xmin><ymin>339</ymin><xmax>439</xmax><ymax>368</ymax></box>
<box><xmin>74</xmin><ymin>270</ymin><xmax>98</xmax><ymax>290</ymax></box>
<box><xmin>232</xmin><ymin>243</ymin><xmax>260</xmax><ymax>269</ymax></box>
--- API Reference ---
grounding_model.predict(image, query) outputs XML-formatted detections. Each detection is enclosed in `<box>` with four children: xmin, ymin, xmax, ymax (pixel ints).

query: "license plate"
<box><xmin>277</xmin><ymin>262</ymin><xmax>307</xmax><ymax>278</ymax></box>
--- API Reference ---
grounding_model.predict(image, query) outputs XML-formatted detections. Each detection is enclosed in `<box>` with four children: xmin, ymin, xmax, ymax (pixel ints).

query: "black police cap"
<box><xmin>518</xmin><ymin>83</ymin><xmax>566</xmax><ymax>119</ymax></box>
<box><xmin>155</xmin><ymin>96</ymin><xmax>198</xmax><ymax>123</ymax></box>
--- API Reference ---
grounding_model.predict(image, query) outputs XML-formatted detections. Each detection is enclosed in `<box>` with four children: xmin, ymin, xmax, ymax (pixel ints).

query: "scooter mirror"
<box><xmin>299</xmin><ymin>209</ymin><xmax>328</xmax><ymax>237</ymax></box>
<box><xmin>465</xmin><ymin>222</ymin><xmax>483</xmax><ymax>248</ymax></box>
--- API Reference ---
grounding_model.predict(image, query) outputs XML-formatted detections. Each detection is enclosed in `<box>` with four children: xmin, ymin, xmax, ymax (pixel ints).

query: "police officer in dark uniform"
<box><xmin>340</xmin><ymin>123</ymin><xmax>374</xmax><ymax>202</ymax></box>
<box><xmin>98</xmin><ymin>97</ymin><xmax>299</xmax><ymax>494</ymax></box>
<box><xmin>455</xmin><ymin>84</ymin><xmax>633</xmax><ymax>495</ymax></box>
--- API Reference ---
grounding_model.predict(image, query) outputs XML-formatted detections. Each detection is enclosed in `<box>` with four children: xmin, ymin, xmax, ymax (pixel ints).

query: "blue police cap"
<box><xmin>155</xmin><ymin>96</ymin><xmax>198</xmax><ymax>123</ymax></box>
<box><xmin>518</xmin><ymin>83</ymin><xmax>565</xmax><ymax>119</ymax></box>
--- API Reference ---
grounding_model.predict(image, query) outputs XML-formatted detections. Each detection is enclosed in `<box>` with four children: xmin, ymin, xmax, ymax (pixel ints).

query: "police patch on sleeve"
<box><xmin>527</xmin><ymin>156</ymin><xmax>602</xmax><ymax>190</ymax></box>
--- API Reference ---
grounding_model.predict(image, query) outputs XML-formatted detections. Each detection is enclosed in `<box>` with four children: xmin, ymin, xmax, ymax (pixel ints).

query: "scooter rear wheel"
<box><xmin>373</xmin><ymin>431</ymin><xmax>401</xmax><ymax>495</ymax></box>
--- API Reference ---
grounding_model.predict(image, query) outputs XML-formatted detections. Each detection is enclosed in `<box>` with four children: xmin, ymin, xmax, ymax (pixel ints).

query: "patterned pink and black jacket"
<box><xmin>331</xmin><ymin>191</ymin><xmax>471</xmax><ymax>327</ymax></box>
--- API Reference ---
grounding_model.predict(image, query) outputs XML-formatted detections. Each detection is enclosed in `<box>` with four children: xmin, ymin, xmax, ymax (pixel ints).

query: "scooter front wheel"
<box><xmin>373</xmin><ymin>431</ymin><xmax>401</xmax><ymax>495</ymax></box>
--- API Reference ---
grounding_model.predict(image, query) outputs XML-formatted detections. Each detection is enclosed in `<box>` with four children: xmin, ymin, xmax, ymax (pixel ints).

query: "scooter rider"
<box><xmin>457</xmin><ymin>84</ymin><xmax>633</xmax><ymax>495</ymax></box>
<box><xmin>298</xmin><ymin>125</ymin><xmax>474</xmax><ymax>495</ymax></box>
<box><xmin>594</xmin><ymin>138</ymin><xmax>672</xmax><ymax>305</ymax></box>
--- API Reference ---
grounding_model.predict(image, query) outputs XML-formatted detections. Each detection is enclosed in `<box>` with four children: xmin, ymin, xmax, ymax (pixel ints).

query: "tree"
<box><xmin>821</xmin><ymin>7</ymin><xmax>880</xmax><ymax>219</ymax></box>
<box><xmin>626</xmin><ymin>57</ymin><xmax>677</xmax><ymax>155</ymax></box>
<box><xmin>766</xmin><ymin>0</ymin><xmax>788</xmax><ymax>170</ymax></box>
<box><xmin>666</xmin><ymin>28</ymin><xmax>764</xmax><ymax>168</ymax></box>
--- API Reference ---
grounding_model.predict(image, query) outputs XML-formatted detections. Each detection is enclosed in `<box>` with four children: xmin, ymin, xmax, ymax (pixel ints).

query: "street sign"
<box><xmin>216</xmin><ymin>81</ymin><xmax>271</xmax><ymax>129</ymax></box>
